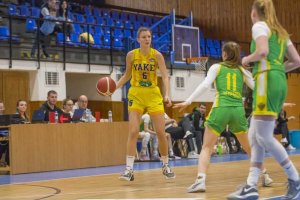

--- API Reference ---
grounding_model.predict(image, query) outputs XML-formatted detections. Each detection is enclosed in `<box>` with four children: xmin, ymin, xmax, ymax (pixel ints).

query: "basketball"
<box><xmin>96</xmin><ymin>77</ymin><xmax>116</xmax><ymax>96</ymax></box>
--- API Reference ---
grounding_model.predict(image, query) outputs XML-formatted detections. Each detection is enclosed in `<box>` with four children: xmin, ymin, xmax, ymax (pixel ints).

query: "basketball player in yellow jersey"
<box><xmin>228</xmin><ymin>0</ymin><xmax>300</xmax><ymax>199</ymax></box>
<box><xmin>115</xmin><ymin>27</ymin><xmax>175</xmax><ymax>181</ymax></box>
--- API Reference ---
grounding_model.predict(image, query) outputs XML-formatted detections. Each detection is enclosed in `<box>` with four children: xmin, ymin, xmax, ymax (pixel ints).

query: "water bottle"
<box><xmin>108</xmin><ymin>110</ymin><xmax>113</xmax><ymax>122</ymax></box>
<box><xmin>54</xmin><ymin>111</ymin><xmax>59</xmax><ymax>123</ymax></box>
<box><xmin>86</xmin><ymin>109</ymin><xmax>92</xmax><ymax>122</ymax></box>
<box><xmin>217</xmin><ymin>144</ymin><xmax>223</xmax><ymax>156</ymax></box>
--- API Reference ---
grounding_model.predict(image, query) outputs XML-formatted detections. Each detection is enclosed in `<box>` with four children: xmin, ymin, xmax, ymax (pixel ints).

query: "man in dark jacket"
<box><xmin>39</xmin><ymin>90</ymin><xmax>63</xmax><ymax>122</ymax></box>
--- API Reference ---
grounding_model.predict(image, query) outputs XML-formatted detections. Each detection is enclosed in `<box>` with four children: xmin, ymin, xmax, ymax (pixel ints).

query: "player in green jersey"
<box><xmin>228</xmin><ymin>0</ymin><xmax>300</xmax><ymax>199</ymax></box>
<box><xmin>174</xmin><ymin>41</ymin><xmax>272</xmax><ymax>193</ymax></box>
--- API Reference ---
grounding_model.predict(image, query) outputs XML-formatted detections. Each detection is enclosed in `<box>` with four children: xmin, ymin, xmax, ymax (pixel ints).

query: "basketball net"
<box><xmin>186</xmin><ymin>57</ymin><xmax>208</xmax><ymax>71</ymax></box>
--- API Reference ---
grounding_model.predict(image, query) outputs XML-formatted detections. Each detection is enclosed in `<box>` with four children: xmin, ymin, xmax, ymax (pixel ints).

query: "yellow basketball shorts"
<box><xmin>252</xmin><ymin>70</ymin><xmax>287</xmax><ymax>117</ymax></box>
<box><xmin>128</xmin><ymin>86</ymin><xmax>164</xmax><ymax>115</ymax></box>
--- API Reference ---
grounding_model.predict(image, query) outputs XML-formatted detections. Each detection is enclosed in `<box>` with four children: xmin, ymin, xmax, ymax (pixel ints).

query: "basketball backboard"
<box><xmin>172</xmin><ymin>24</ymin><xmax>200</xmax><ymax>66</ymax></box>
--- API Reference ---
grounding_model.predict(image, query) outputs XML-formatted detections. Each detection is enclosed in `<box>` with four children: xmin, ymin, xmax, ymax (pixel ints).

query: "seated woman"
<box><xmin>61</xmin><ymin>98</ymin><xmax>74</xmax><ymax>123</ymax></box>
<box><xmin>16</xmin><ymin>100</ymin><xmax>30</xmax><ymax>124</ymax></box>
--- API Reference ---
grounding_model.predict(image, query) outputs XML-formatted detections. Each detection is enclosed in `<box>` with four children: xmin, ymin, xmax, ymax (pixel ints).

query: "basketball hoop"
<box><xmin>186</xmin><ymin>57</ymin><xmax>208</xmax><ymax>71</ymax></box>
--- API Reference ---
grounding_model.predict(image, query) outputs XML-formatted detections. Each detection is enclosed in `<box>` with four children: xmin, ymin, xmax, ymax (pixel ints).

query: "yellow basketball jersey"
<box><xmin>130</xmin><ymin>48</ymin><xmax>158</xmax><ymax>87</ymax></box>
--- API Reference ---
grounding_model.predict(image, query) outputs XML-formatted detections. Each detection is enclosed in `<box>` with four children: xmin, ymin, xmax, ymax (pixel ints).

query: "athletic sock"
<box><xmin>283</xmin><ymin>161</ymin><xmax>299</xmax><ymax>181</ymax></box>
<box><xmin>161</xmin><ymin>156</ymin><xmax>168</xmax><ymax>165</ymax></box>
<box><xmin>197</xmin><ymin>172</ymin><xmax>206</xmax><ymax>180</ymax></box>
<box><xmin>247</xmin><ymin>167</ymin><xmax>261</xmax><ymax>186</ymax></box>
<box><xmin>126</xmin><ymin>155</ymin><xmax>135</xmax><ymax>170</ymax></box>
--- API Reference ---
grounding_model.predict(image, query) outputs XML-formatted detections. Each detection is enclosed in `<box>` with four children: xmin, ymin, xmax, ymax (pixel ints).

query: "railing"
<box><xmin>0</xmin><ymin>14</ymin><xmax>127</xmax><ymax>71</ymax></box>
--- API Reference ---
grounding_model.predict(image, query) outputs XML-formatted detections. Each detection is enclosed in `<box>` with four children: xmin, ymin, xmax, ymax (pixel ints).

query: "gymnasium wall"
<box><xmin>106</xmin><ymin>0</ymin><xmax>300</xmax><ymax>43</ymax></box>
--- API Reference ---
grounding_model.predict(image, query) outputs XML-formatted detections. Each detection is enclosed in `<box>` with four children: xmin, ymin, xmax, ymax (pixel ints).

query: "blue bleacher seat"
<box><xmin>70</xmin><ymin>33</ymin><xmax>83</xmax><ymax>46</ymax></box>
<box><xmin>124</xmin><ymin>29</ymin><xmax>132</xmax><ymax>38</ymax></box>
<box><xmin>84</xmin><ymin>6</ymin><xmax>92</xmax><ymax>16</ymax></box>
<box><xmin>0</xmin><ymin>26</ymin><xmax>19</xmax><ymax>42</ymax></box>
<box><xmin>68</xmin><ymin>12</ymin><xmax>75</xmax><ymax>21</ymax></box>
<box><xmin>145</xmin><ymin>16</ymin><xmax>153</xmax><ymax>25</ymax></box>
<box><xmin>142</xmin><ymin>22</ymin><xmax>149</xmax><ymax>27</ymax></box>
<box><xmin>111</xmin><ymin>10</ymin><xmax>120</xmax><ymax>20</ymax></box>
<box><xmin>96</xmin><ymin>16</ymin><xmax>104</xmax><ymax>25</ymax></box>
<box><xmin>8</xmin><ymin>4</ymin><xmax>17</xmax><ymax>16</ymax></box>
<box><xmin>73</xmin><ymin>23</ymin><xmax>82</xmax><ymax>34</ymax></box>
<box><xmin>106</xmin><ymin>18</ymin><xmax>114</xmax><ymax>27</ymax></box>
<box><xmin>159</xmin><ymin>24</ymin><xmax>167</xmax><ymax>33</ymax></box>
<box><xmin>132</xmin><ymin>31</ymin><xmax>137</xmax><ymax>39</ymax></box>
<box><xmin>102</xmin><ymin>9</ymin><xmax>110</xmax><ymax>18</ymax></box>
<box><xmin>152</xmin><ymin>33</ymin><xmax>159</xmax><ymax>41</ymax></box>
<box><xmin>94</xmin><ymin>26</ymin><xmax>104</xmax><ymax>36</ymax></box>
<box><xmin>124</xmin><ymin>21</ymin><xmax>132</xmax><ymax>29</ymax></box>
<box><xmin>104</xmin><ymin>27</ymin><xmax>111</xmax><ymax>36</ymax></box>
<box><xmin>86</xmin><ymin>15</ymin><xmax>95</xmax><ymax>24</ymax></box>
<box><xmin>113</xmin><ymin>29</ymin><xmax>123</xmax><ymax>38</ymax></box>
<box><xmin>103</xmin><ymin>35</ymin><xmax>111</xmax><ymax>48</ymax></box>
<box><xmin>128</xmin><ymin>13</ymin><xmax>136</xmax><ymax>22</ymax></box>
<box><xmin>133</xmin><ymin>21</ymin><xmax>141</xmax><ymax>30</ymax></box>
<box><xmin>207</xmin><ymin>47</ymin><xmax>220</xmax><ymax>58</ymax></box>
<box><xmin>76</xmin><ymin>14</ymin><xmax>85</xmax><ymax>23</ymax></box>
<box><xmin>120</xmin><ymin>12</ymin><xmax>128</xmax><ymax>21</ymax></box>
<box><xmin>206</xmin><ymin>38</ymin><xmax>214</xmax><ymax>48</ymax></box>
<box><xmin>83</xmin><ymin>25</ymin><xmax>94</xmax><ymax>34</ymax></box>
<box><xmin>92</xmin><ymin>35</ymin><xmax>102</xmax><ymax>49</ymax></box>
<box><xmin>26</xmin><ymin>18</ymin><xmax>37</xmax><ymax>32</ymax></box>
<box><xmin>93</xmin><ymin>8</ymin><xmax>101</xmax><ymax>17</ymax></box>
<box><xmin>213</xmin><ymin>39</ymin><xmax>221</xmax><ymax>49</ymax></box>
<box><xmin>31</xmin><ymin>7</ymin><xmax>40</xmax><ymax>18</ymax></box>
<box><xmin>137</xmin><ymin>15</ymin><xmax>144</xmax><ymax>24</ymax></box>
<box><xmin>115</xmin><ymin>20</ymin><xmax>123</xmax><ymax>28</ymax></box>
<box><xmin>20</xmin><ymin>5</ymin><xmax>29</xmax><ymax>17</ymax></box>
<box><xmin>56</xmin><ymin>32</ymin><xmax>65</xmax><ymax>45</ymax></box>
<box><xmin>0</xmin><ymin>26</ymin><xmax>9</xmax><ymax>38</ymax></box>
<box><xmin>113</xmin><ymin>37</ymin><xmax>123</xmax><ymax>49</ymax></box>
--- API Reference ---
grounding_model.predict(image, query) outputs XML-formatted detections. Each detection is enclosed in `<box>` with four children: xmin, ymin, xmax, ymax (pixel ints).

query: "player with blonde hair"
<box><xmin>228</xmin><ymin>0</ymin><xmax>300</xmax><ymax>199</ymax></box>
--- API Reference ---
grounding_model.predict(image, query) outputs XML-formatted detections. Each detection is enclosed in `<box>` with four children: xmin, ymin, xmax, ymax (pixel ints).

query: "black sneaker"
<box><xmin>282</xmin><ymin>179</ymin><xmax>300</xmax><ymax>200</ymax></box>
<box><xmin>227</xmin><ymin>184</ymin><xmax>259</xmax><ymax>200</ymax></box>
<box><xmin>119</xmin><ymin>168</ymin><xmax>134</xmax><ymax>181</ymax></box>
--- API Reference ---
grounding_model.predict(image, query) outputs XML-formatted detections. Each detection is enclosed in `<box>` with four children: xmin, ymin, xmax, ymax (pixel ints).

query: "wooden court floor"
<box><xmin>0</xmin><ymin>155</ymin><xmax>299</xmax><ymax>200</ymax></box>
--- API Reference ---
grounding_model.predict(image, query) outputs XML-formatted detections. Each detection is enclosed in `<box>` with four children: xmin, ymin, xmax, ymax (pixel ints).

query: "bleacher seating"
<box><xmin>1</xmin><ymin>2</ymin><xmax>226</xmax><ymax>60</ymax></box>
<box><xmin>0</xmin><ymin>26</ymin><xmax>19</xmax><ymax>42</ymax></box>
<box><xmin>25</xmin><ymin>18</ymin><xmax>37</xmax><ymax>32</ymax></box>
<box><xmin>31</xmin><ymin>7</ymin><xmax>40</xmax><ymax>18</ymax></box>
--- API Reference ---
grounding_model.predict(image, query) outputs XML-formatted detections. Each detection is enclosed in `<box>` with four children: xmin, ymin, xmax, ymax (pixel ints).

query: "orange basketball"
<box><xmin>96</xmin><ymin>77</ymin><xmax>116</xmax><ymax>96</ymax></box>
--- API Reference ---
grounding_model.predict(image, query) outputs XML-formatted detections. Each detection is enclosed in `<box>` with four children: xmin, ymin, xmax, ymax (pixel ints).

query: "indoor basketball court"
<box><xmin>0</xmin><ymin>0</ymin><xmax>300</xmax><ymax>200</ymax></box>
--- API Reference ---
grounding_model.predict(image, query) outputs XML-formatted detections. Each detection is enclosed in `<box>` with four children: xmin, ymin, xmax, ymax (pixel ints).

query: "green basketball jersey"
<box><xmin>250</xmin><ymin>30</ymin><xmax>287</xmax><ymax>77</ymax></box>
<box><xmin>140</xmin><ymin>121</ymin><xmax>144</xmax><ymax>131</ymax></box>
<box><xmin>214</xmin><ymin>63</ymin><xmax>244</xmax><ymax>107</ymax></box>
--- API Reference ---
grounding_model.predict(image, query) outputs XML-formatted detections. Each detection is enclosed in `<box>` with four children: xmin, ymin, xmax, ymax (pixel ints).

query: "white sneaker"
<box><xmin>287</xmin><ymin>144</ymin><xmax>296</xmax><ymax>150</ymax></box>
<box><xmin>261</xmin><ymin>172</ymin><xmax>273</xmax><ymax>187</ymax></box>
<box><xmin>187</xmin><ymin>176</ymin><xmax>206</xmax><ymax>192</ymax></box>
<box><xmin>188</xmin><ymin>151</ymin><xmax>199</xmax><ymax>159</ymax></box>
<box><xmin>183</xmin><ymin>130</ymin><xmax>193</xmax><ymax>139</ymax></box>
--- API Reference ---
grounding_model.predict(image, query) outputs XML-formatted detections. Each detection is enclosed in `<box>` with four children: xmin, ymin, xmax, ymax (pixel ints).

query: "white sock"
<box><xmin>283</xmin><ymin>161</ymin><xmax>299</xmax><ymax>181</ymax></box>
<box><xmin>126</xmin><ymin>155</ymin><xmax>135</xmax><ymax>170</ymax></box>
<box><xmin>261</xmin><ymin>168</ymin><xmax>267</xmax><ymax>175</ymax></box>
<box><xmin>247</xmin><ymin>167</ymin><xmax>261</xmax><ymax>186</ymax></box>
<box><xmin>197</xmin><ymin>172</ymin><xmax>206</xmax><ymax>180</ymax></box>
<box><xmin>169</xmin><ymin>149</ymin><xmax>174</xmax><ymax>156</ymax></box>
<box><xmin>161</xmin><ymin>156</ymin><xmax>168</xmax><ymax>165</ymax></box>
